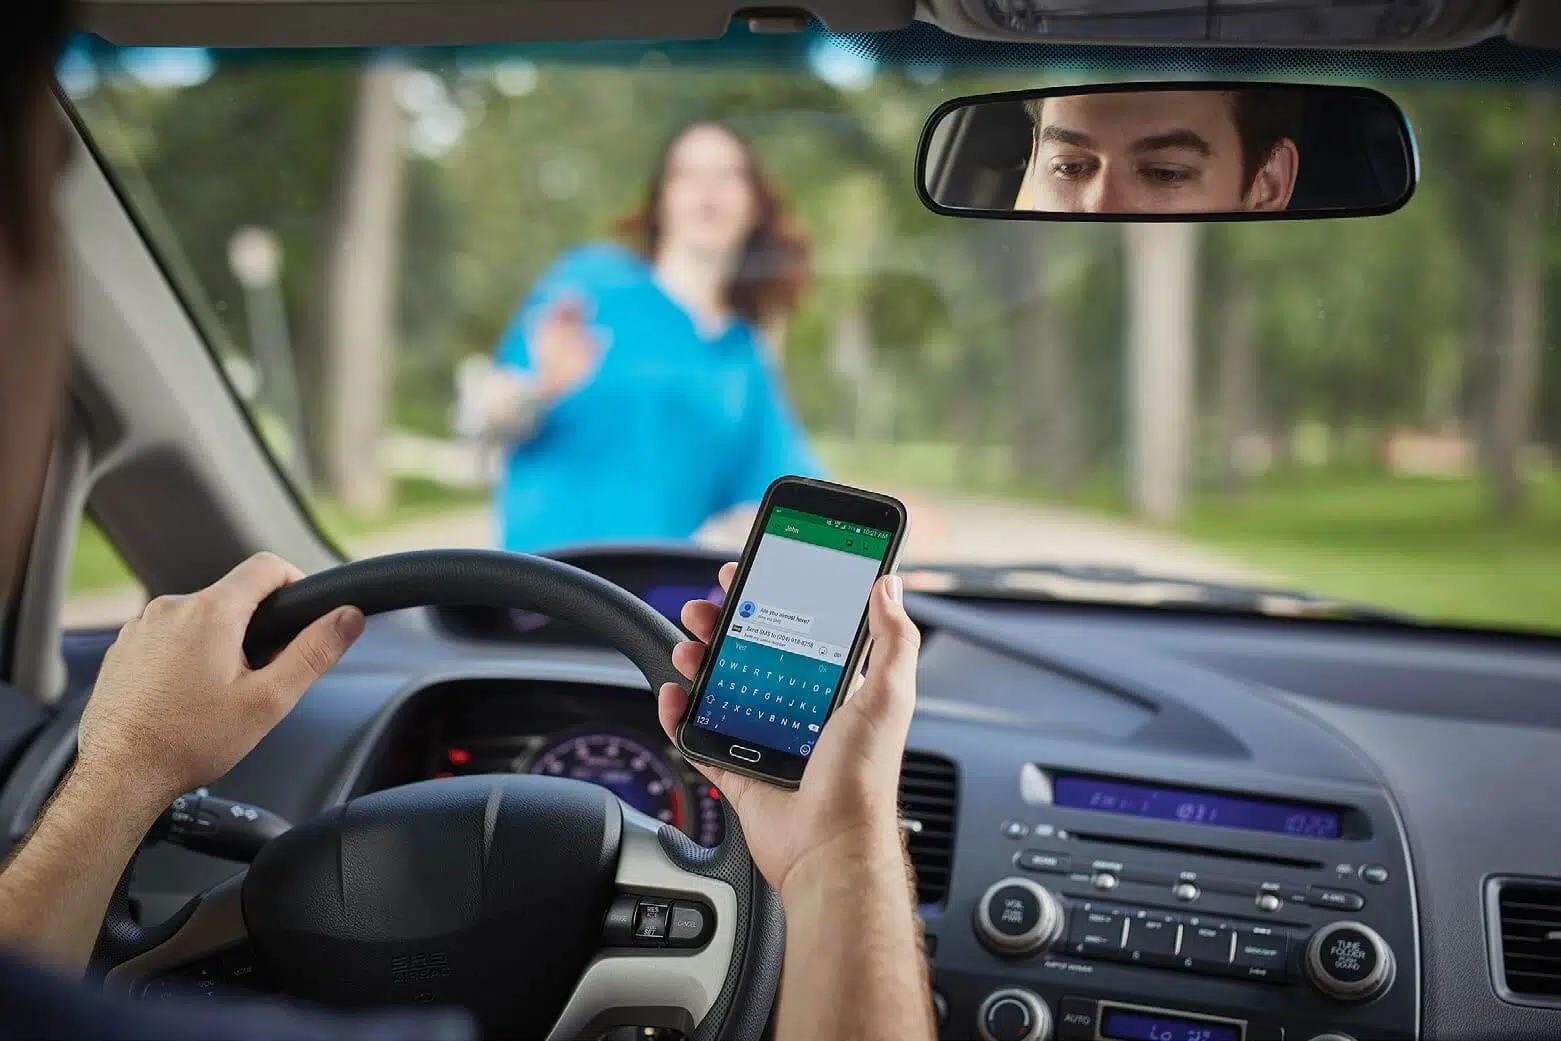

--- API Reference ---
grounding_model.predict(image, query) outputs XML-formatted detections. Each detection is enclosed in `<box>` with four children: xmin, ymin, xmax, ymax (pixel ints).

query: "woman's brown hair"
<box><xmin>617</xmin><ymin>120</ymin><xmax>811</xmax><ymax>329</ymax></box>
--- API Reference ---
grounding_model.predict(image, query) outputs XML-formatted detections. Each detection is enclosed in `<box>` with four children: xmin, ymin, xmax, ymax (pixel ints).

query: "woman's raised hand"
<box><xmin>533</xmin><ymin>297</ymin><xmax>601</xmax><ymax>400</ymax></box>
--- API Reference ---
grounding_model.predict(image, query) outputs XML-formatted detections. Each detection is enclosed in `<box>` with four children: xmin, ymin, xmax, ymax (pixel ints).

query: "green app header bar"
<box><xmin>766</xmin><ymin>506</ymin><xmax>891</xmax><ymax>560</ymax></box>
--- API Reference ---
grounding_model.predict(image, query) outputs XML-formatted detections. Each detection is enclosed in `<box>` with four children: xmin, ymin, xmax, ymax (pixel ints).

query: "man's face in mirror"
<box><xmin>1014</xmin><ymin>90</ymin><xmax>1299</xmax><ymax>215</ymax></box>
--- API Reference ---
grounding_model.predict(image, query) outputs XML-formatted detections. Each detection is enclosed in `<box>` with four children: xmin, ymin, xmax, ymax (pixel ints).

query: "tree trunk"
<box><xmin>1464</xmin><ymin>275</ymin><xmax>1501</xmax><ymax>469</ymax></box>
<box><xmin>953</xmin><ymin>393</ymin><xmax>986</xmax><ymax>488</ymax></box>
<box><xmin>1036</xmin><ymin>310</ymin><xmax>1083</xmax><ymax>494</ymax></box>
<box><xmin>1011</xmin><ymin>236</ymin><xmax>1085</xmax><ymax>494</ymax></box>
<box><xmin>1003</xmin><ymin>225</ymin><xmax>1050</xmax><ymax>484</ymax></box>
<box><xmin>1488</xmin><ymin>89</ymin><xmax>1554</xmax><ymax>519</ymax></box>
<box><xmin>1217</xmin><ymin>271</ymin><xmax>1258</xmax><ymax>497</ymax></box>
<box><xmin>322</xmin><ymin>62</ymin><xmax>408</xmax><ymax>516</ymax></box>
<box><xmin>1124</xmin><ymin>222</ymin><xmax>1201</xmax><ymax>524</ymax></box>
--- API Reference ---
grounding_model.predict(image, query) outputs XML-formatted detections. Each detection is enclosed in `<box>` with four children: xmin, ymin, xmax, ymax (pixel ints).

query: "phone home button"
<box><xmin>729</xmin><ymin>745</ymin><xmax>762</xmax><ymax>763</ymax></box>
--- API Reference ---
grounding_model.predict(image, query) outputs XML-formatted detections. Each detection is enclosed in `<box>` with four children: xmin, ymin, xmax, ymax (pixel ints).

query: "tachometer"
<box><xmin>527</xmin><ymin>731</ymin><xmax>723</xmax><ymax>847</ymax></box>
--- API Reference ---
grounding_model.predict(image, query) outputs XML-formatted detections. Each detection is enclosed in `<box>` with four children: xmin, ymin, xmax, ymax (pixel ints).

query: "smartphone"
<box><xmin>675</xmin><ymin>475</ymin><xmax>908</xmax><ymax>788</ymax></box>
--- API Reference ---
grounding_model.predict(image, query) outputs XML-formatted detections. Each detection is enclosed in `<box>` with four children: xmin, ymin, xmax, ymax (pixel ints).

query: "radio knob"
<box><xmin>977</xmin><ymin>988</ymin><xmax>1053</xmax><ymax>1041</ymax></box>
<box><xmin>974</xmin><ymin>877</ymin><xmax>1065</xmax><ymax>956</ymax></box>
<box><xmin>1305</xmin><ymin>921</ymin><xmax>1395</xmax><ymax>1001</ymax></box>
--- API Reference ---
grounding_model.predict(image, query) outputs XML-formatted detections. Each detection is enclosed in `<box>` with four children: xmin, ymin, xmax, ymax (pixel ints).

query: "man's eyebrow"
<box><xmin>1038</xmin><ymin>125</ymin><xmax>1093</xmax><ymax>149</ymax></box>
<box><xmin>1132</xmin><ymin>129</ymin><xmax>1213</xmax><ymax>156</ymax></box>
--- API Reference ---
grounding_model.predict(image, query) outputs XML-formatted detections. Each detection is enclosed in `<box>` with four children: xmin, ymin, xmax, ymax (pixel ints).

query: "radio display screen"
<box><xmin>1051</xmin><ymin>773</ymin><xmax>1343</xmax><ymax>840</ymax></box>
<box><xmin>1101</xmin><ymin>1008</ymin><xmax>1241</xmax><ymax>1041</ymax></box>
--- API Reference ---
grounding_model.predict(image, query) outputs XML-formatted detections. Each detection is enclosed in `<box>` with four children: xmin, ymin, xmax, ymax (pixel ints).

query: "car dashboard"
<box><xmin>7</xmin><ymin>544</ymin><xmax>1561</xmax><ymax>1041</ymax></box>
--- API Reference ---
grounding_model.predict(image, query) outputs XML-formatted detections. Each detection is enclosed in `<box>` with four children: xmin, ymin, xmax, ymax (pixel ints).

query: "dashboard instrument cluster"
<box><xmin>429</xmin><ymin>725</ymin><xmax>726</xmax><ymax>848</ymax></box>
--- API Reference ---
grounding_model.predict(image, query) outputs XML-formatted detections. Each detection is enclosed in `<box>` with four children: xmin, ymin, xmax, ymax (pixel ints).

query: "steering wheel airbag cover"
<box><xmin>245</xmin><ymin>774</ymin><xmax>620</xmax><ymax>1036</ymax></box>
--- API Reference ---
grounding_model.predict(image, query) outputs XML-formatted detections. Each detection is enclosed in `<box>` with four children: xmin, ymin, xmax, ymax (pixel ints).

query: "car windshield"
<box><xmin>60</xmin><ymin>29</ymin><xmax>1561</xmax><ymax>634</ymax></box>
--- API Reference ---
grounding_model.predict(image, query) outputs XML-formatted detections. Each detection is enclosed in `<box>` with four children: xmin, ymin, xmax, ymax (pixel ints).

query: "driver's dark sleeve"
<box><xmin>0</xmin><ymin>950</ymin><xmax>478</xmax><ymax>1041</ymax></box>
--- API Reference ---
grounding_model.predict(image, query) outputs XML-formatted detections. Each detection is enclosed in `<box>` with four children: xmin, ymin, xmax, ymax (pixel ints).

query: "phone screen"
<box><xmin>690</xmin><ymin>505</ymin><xmax>893</xmax><ymax>759</ymax></box>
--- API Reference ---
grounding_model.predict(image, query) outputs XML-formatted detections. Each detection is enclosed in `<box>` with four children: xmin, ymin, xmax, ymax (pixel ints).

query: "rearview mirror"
<box><xmin>917</xmin><ymin>83</ymin><xmax>1416</xmax><ymax>221</ymax></box>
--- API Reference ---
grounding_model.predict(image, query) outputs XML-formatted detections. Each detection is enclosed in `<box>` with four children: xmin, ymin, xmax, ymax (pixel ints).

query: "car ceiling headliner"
<box><xmin>72</xmin><ymin>0</ymin><xmax>1561</xmax><ymax>53</ymax></box>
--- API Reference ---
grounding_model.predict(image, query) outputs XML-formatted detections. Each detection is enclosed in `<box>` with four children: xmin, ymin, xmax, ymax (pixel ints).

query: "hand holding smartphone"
<box><xmin>673</xmin><ymin>476</ymin><xmax>908</xmax><ymax>789</ymax></box>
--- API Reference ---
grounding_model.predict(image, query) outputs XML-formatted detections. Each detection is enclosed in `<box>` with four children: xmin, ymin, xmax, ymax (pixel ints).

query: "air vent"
<box><xmin>1492</xmin><ymin>878</ymin><xmax>1561</xmax><ymax>1004</ymax></box>
<box><xmin>900</xmin><ymin>751</ymin><xmax>958</xmax><ymax>906</ymax></box>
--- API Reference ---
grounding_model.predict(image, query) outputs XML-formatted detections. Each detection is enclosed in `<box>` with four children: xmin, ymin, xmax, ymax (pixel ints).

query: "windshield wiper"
<box><xmin>901</xmin><ymin>561</ymin><xmax>1413</xmax><ymax>623</ymax></box>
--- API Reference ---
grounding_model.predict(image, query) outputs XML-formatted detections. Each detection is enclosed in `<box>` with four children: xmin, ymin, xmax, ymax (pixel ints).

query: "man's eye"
<box><xmin>1048</xmin><ymin>158</ymin><xmax>1095</xmax><ymax>181</ymax></box>
<box><xmin>1142</xmin><ymin>165</ymin><xmax>1194</xmax><ymax>185</ymax></box>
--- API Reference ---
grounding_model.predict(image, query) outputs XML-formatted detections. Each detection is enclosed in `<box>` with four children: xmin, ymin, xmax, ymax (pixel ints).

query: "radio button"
<box><xmin>1255</xmin><ymin>893</ymin><xmax>1283</xmax><ymax>913</ymax></box>
<box><xmin>1172</xmin><ymin>881</ymin><xmax>1200</xmax><ymax>902</ymax></box>
<box><xmin>1091</xmin><ymin>871</ymin><xmax>1120</xmax><ymax>892</ymax></box>
<box><xmin>1233</xmin><ymin>927</ymin><xmax>1291</xmax><ymax>981</ymax></box>
<box><xmin>1066</xmin><ymin>907</ymin><xmax>1126</xmax><ymax>955</ymax></box>
<box><xmin>1359</xmin><ymin>864</ymin><xmax>1389</xmax><ymax>885</ymax></box>
<box><xmin>1305</xmin><ymin>921</ymin><xmax>1394</xmax><ymax>1001</ymax></box>
<box><xmin>1307</xmin><ymin>886</ymin><xmax>1366</xmax><ymax>911</ymax></box>
<box><xmin>1123</xmin><ymin>917</ymin><xmax>1180</xmax><ymax>965</ymax></box>
<box><xmin>1001</xmin><ymin>820</ymin><xmax>1031</xmax><ymax>840</ymax></box>
<box><xmin>1179</xmin><ymin>923</ymin><xmax>1235</xmax><ymax>970</ymax></box>
<box><xmin>976</xmin><ymin>878</ymin><xmax>1066</xmax><ymax>956</ymax></box>
<box><xmin>1055</xmin><ymin>997</ymin><xmax>1098</xmax><ymax>1041</ymax></box>
<box><xmin>1015</xmin><ymin>851</ymin><xmax>1071</xmax><ymax>874</ymax></box>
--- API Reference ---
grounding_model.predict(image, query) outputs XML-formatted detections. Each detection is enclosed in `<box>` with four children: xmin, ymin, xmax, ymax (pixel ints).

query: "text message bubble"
<box><xmin>734</xmin><ymin>599</ymin><xmax>814</xmax><ymax>633</ymax></box>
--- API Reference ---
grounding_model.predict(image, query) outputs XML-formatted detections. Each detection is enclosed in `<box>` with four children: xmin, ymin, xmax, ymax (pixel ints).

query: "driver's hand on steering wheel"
<box><xmin>76</xmin><ymin>552</ymin><xmax>366</xmax><ymax>805</ymax></box>
<box><xmin>658</xmin><ymin>564</ymin><xmax>919</xmax><ymax>900</ymax></box>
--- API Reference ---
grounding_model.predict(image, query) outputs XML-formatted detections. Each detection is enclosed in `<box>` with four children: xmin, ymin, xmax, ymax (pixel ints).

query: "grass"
<box><xmin>1180</xmin><ymin>471</ymin><xmax>1561</xmax><ymax>632</ymax></box>
<box><xmin>68</xmin><ymin>476</ymin><xmax>490</xmax><ymax>596</ymax></box>
<box><xmin>70</xmin><ymin>521</ymin><xmax>138</xmax><ymax>597</ymax></box>
<box><xmin>819</xmin><ymin>436</ymin><xmax>1561</xmax><ymax>633</ymax></box>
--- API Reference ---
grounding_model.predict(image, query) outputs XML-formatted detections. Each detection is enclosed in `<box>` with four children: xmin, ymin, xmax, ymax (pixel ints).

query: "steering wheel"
<box><xmin>91</xmin><ymin>550</ymin><xmax>785</xmax><ymax>1040</ymax></box>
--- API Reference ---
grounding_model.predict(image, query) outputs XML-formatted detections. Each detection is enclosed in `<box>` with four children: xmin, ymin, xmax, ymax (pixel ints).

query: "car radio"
<box><xmin>924</xmin><ymin>766</ymin><xmax>1417</xmax><ymax>1041</ymax></box>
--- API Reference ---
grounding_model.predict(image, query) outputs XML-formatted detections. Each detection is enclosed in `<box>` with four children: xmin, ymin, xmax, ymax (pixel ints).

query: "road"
<box><xmin>60</xmin><ymin>489</ymin><xmax>1269</xmax><ymax>628</ymax></box>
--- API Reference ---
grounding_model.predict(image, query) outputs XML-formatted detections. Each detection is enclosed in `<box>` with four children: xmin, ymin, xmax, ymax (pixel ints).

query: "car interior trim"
<box><xmin>545</xmin><ymin>807</ymin><xmax>739</xmax><ymax>1039</ymax></box>
<box><xmin>101</xmin><ymin>869</ymin><xmax>247</xmax><ymax>995</ymax></box>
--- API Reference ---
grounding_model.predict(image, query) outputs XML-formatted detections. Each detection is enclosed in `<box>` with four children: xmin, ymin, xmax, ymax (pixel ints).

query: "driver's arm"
<box><xmin>0</xmin><ymin>553</ymin><xmax>364</xmax><ymax>974</ymax></box>
<box><xmin>659</xmin><ymin>571</ymin><xmax>936</xmax><ymax>1041</ymax></box>
<box><xmin>767</xmin><ymin>580</ymin><xmax>934</xmax><ymax>1041</ymax></box>
<box><xmin>775</xmin><ymin>820</ymin><xmax>932</xmax><ymax>1041</ymax></box>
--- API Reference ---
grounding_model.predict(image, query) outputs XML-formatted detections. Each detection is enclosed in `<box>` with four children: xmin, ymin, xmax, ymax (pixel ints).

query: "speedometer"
<box><xmin>527</xmin><ymin>730</ymin><xmax>724</xmax><ymax>847</ymax></box>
